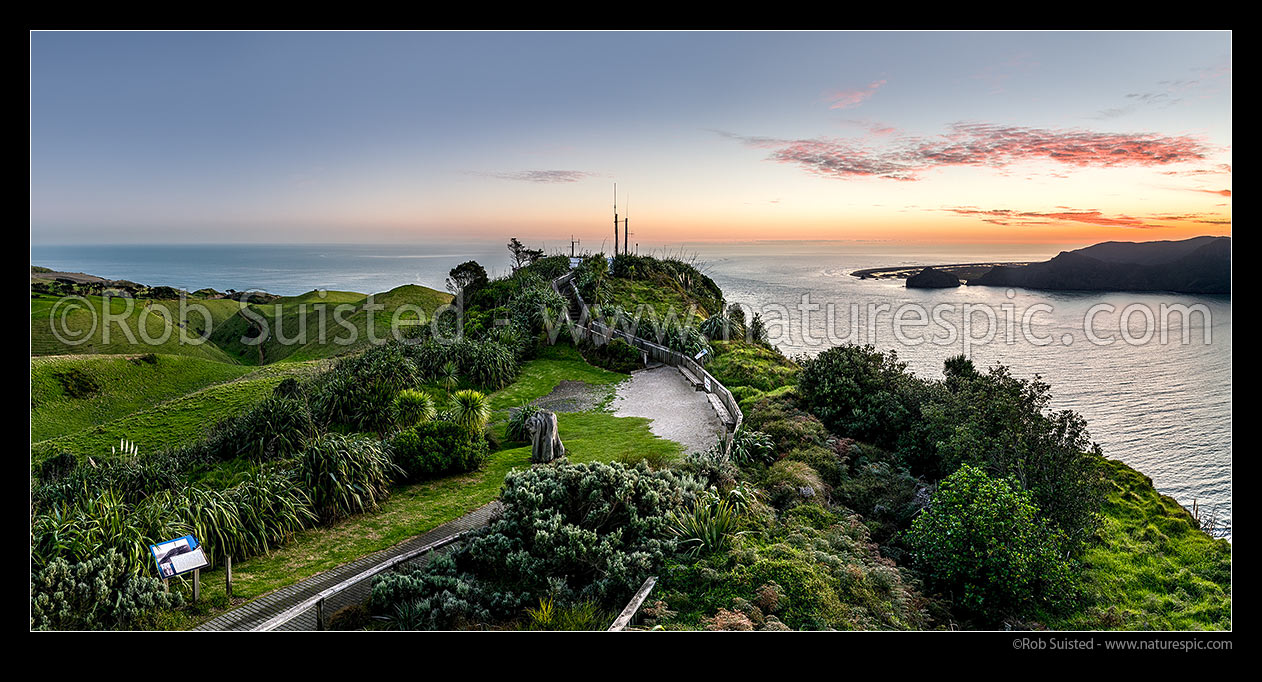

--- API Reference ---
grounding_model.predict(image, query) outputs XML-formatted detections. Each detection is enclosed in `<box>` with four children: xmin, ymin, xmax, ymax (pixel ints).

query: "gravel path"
<box><xmin>610</xmin><ymin>365</ymin><xmax>724</xmax><ymax>455</ymax></box>
<box><xmin>531</xmin><ymin>379</ymin><xmax>610</xmax><ymax>413</ymax></box>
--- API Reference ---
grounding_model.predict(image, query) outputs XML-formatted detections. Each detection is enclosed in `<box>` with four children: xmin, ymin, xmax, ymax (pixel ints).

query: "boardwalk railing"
<box><xmin>608</xmin><ymin>576</ymin><xmax>657</xmax><ymax>631</ymax></box>
<box><xmin>253</xmin><ymin>531</ymin><xmax>468</xmax><ymax>631</ymax></box>
<box><xmin>552</xmin><ymin>271</ymin><xmax>744</xmax><ymax>456</ymax></box>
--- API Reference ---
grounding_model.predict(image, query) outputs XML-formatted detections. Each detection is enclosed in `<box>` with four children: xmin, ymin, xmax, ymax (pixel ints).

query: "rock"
<box><xmin>527</xmin><ymin>410</ymin><xmax>565</xmax><ymax>464</ymax></box>
<box><xmin>905</xmin><ymin>267</ymin><xmax>961</xmax><ymax>288</ymax></box>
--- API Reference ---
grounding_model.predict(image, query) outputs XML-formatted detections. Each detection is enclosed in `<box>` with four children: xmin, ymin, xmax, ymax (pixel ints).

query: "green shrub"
<box><xmin>31</xmin><ymin>549</ymin><xmax>182</xmax><ymax>630</ymax></box>
<box><xmin>327</xmin><ymin>604</ymin><xmax>372</xmax><ymax>631</ymax></box>
<box><xmin>229</xmin><ymin>394</ymin><xmax>317</xmax><ymax>460</ymax></box>
<box><xmin>669</xmin><ymin>490</ymin><xmax>748</xmax><ymax>557</ymax></box>
<box><xmin>761</xmin><ymin>460</ymin><xmax>827</xmax><ymax>509</ymax></box>
<box><xmin>55</xmin><ymin>367</ymin><xmax>100</xmax><ymax>399</ymax></box>
<box><xmin>906</xmin><ymin>464</ymin><xmax>1078</xmax><ymax>622</ymax></box>
<box><xmin>727</xmin><ymin>428</ymin><xmax>776</xmax><ymax>466</ymax></box>
<box><xmin>310</xmin><ymin>342</ymin><xmax>422</xmax><ymax>434</ymax></box>
<box><xmin>796</xmin><ymin>344</ymin><xmax>926</xmax><ymax>454</ymax></box>
<box><xmin>783</xmin><ymin>443</ymin><xmax>848</xmax><ymax>489</ymax></box>
<box><xmin>521</xmin><ymin>596</ymin><xmax>612</xmax><ymax>631</ymax></box>
<box><xmin>918</xmin><ymin>364</ymin><xmax>1104</xmax><ymax>547</ymax></box>
<box><xmin>452</xmin><ymin>389</ymin><xmax>491</xmax><ymax>434</ymax></box>
<box><xmin>707</xmin><ymin>340</ymin><xmax>799</xmax><ymax>392</ymax></box>
<box><xmin>834</xmin><ymin>459</ymin><xmax>926</xmax><ymax>548</ymax></box>
<box><xmin>743</xmin><ymin>388</ymin><xmax>830</xmax><ymax>453</ymax></box>
<box><xmin>578</xmin><ymin>337</ymin><xmax>642</xmax><ymax>374</ymax></box>
<box><xmin>388</xmin><ymin>421</ymin><xmax>489</xmax><ymax>480</ymax></box>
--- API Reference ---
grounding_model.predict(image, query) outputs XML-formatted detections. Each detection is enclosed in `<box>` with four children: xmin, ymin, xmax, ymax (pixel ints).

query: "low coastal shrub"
<box><xmin>388</xmin><ymin>421</ymin><xmax>489</xmax><ymax>480</ymax></box>
<box><xmin>707</xmin><ymin>340</ymin><xmax>799</xmax><ymax>393</ymax></box>
<box><xmin>578</xmin><ymin>337</ymin><xmax>642</xmax><ymax>374</ymax></box>
<box><xmin>31</xmin><ymin>550</ymin><xmax>183</xmax><ymax>630</ymax></box>
<box><xmin>371</xmin><ymin>461</ymin><xmax>693</xmax><ymax>629</ymax></box>
<box><xmin>742</xmin><ymin>387</ymin><xmax>830</xmax><ymax>454</ymax></box>
<box><xmin>655</xmin><ymin>504</ymin><xmax>925</xmax><ymax>631</ymax></box>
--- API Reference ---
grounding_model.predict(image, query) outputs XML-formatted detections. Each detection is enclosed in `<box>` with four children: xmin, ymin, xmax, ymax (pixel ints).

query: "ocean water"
<box><xmin>30</xmin><ymin>241</ymin><xmax>1232</xmax><ymax>536</ymax></box>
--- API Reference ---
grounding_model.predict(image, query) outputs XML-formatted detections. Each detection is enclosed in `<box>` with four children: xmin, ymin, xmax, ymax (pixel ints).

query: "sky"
<box><xmin>29</xmin><ymin>31</ymin><xmax>1232</xmax><ymax>248</ymax></box>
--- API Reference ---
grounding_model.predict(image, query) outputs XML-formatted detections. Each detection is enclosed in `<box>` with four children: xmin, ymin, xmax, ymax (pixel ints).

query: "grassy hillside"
<box><xmin>30</xmin><ymin>362</ymin><xmax>322</xmax><ymax>464</ymax></box>
<box><xmin>708</xmin><ymin>340</ymin><xmax>800</xmax><ymax>393</ymax></box>
<box><xmin>31</xmin><ymin>293</ymin><xmax>243</xmax><ymax>362</ymax></box>
<box><xmin>31</xmin><ymin>354</ymin><xmax>259</xmax><ymax>441</ymax></box>
<box><xmin>1042</xmin><ymin>456</ymin><xmax>1232</xmax><ymax>630</ymax></box>
<box><xmin>31</xmin><ymin>284</ymin><xmax>450</xmax><ymax>366</ymax></box>
<box><xmin>208</xmin><ymin>284</ymin><xmax>452</xmax><ymax>365</ymax></box>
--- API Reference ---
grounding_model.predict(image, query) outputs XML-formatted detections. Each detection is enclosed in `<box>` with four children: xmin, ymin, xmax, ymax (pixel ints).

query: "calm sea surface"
<box><xmin>31</xmin><ymin>241</ymin><xmax>1232</xmax><ymax>536</ymax></box>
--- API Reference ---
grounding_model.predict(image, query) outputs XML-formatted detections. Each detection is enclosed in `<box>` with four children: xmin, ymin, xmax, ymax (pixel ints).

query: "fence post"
<box><xmin>315</xmin><ymin>598</ymin><xmax>325</xmax><ymax>631</ymax></box>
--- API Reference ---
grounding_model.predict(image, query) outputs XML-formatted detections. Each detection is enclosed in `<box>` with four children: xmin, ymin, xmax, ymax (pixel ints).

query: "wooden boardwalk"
<box><xmin>194</xmin><ymin>502</ymin><xmax>499</xmax><ymax>631</ymax></box>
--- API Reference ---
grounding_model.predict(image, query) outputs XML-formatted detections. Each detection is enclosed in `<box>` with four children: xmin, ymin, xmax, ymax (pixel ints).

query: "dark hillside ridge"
<box><xmin>971</xmin><ymin>236</ymin><xmax>1230</xmax><ymax>294</ymax></box>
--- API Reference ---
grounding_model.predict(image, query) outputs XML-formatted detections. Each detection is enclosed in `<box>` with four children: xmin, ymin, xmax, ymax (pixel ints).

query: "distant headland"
<box><xmin>853</xmin><ymin>236</ymin><xmax>1231</xmax><ymax>294</ymax></box>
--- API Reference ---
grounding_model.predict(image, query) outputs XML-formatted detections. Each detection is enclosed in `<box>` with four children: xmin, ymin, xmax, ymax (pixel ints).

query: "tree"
<box><xmin>906</xmin><ymin>464</ymin><xmax>1077</xmax><ymax>621</ymax></box>
<box><xmin>796</xmin><ymin>344</ymin><xmax>926</xmax><ymax>454</ymax></box>
<box><xmin>446</xmin><ymin>260</ymin><xmax>488</xmax><ymax>296</ymax></box>
<box><xmin>507</xmin><ymin>238</ymin><xmax>544</xmax><ymax>270</ymax></box>
<box><xmin>920</xmin><ymin>364</ymin><xmax>1104</xmax><ymax>547</ymax></box>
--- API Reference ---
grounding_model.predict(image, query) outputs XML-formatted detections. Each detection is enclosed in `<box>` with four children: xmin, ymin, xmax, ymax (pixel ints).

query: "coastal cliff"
<box><xmin>971</xmin><ymin>236</ymin><xmax>1230</xmax><ymax>294</ymax></box>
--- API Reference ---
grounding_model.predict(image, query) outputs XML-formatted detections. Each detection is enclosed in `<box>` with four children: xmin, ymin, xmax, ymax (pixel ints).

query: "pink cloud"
<box><xmin>720</xmin><ymin>123</ymin><xmax>1210</xmax><ymax>181</ymax></box>
<box><xmin>824</xmin><ymin>80</ymin><xmax>886</xmax><ymax>110</ymax></box>
<box><xmin>943</xmin><ymin>206</ymin><xmax>1231</xmax><ymax>229</ymax></box>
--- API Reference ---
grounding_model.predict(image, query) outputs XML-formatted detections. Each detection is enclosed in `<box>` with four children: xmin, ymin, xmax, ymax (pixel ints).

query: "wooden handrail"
<box><xmin>253</xmin><ymin>531</ymin><xmax>468</xmax><ymax>631</ymax></box>
<box><xmin>608</xmin><ymin>576</ymin><xmax>657</xmax><ymax>631</ymax></box>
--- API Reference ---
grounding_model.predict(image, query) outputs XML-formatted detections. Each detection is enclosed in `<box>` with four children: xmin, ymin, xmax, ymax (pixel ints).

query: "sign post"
<box><xmin>149</xmin><ymin>535</ymin><xmax>211</xmax><ymax>598</ymax></box>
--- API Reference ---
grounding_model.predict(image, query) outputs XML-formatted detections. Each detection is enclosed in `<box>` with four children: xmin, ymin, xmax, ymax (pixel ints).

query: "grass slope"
<box><xmin>30</xmin><ymin>362</ymin><xmax>323</xmax><ymax>464</ymax></box>
<box><xmin>708</xmin><ymin>340</ymin><xmax>800</xmax><ymax>393</ymax></box>
<box><xmin>31</xmin><ymin>293</ymin><xmax>243</xmax><ymax>362</ymax></box>
<box><xmin>208</xmin><ymin>284</ymin><xmax>452</xmax><ymax>365</ymax></box>
<box><xmin>1043</xmin><ymin>456</ymin><xmax>1231</xmax><ymax>630</ymax></box>
<box><xmin>31</xmin><ymin>354</ymin><xmax>258</xmax><ymax>442</ymax></box>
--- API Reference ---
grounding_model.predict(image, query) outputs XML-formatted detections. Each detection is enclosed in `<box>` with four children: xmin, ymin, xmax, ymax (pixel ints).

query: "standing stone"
<box><xmin>527</xmin><ymin>410</ymin><xmax>565</xmax><ymax>464</ymax></box>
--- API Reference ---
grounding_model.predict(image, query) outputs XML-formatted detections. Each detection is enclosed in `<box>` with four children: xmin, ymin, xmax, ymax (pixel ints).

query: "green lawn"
<box><xmin>489</xmin><ymin>342</ymin><xmax>626</xmax><ymax>412</ymax></box>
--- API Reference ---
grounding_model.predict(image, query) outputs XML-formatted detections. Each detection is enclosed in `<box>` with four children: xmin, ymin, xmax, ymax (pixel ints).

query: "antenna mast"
<box><xmin>623</xmin><ymin>193</ymin><xmax>629</xmax><ymax>256</ymax></box>
<box><xmin>613</xmin><ymin>183</ymin><xmax>619</xmax><ymax>257</ymax></box>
